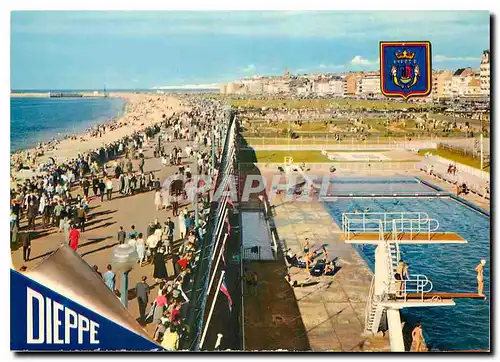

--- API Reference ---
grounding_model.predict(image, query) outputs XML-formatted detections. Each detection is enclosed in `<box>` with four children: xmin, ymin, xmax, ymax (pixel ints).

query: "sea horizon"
<box><xmin>10</xmin><ymin>88</ymin><xmax>219</xmax><ymax>94</ymax></box>
<box><xmin>10</xmin><ymin>96</ymin><xmax>127</xmax><ymax>153</ymax></box>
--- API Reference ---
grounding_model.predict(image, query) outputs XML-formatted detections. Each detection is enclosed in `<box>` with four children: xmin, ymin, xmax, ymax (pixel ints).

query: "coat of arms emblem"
<box><xmin>380</xmin><ymin>41</ymin><xmax>432</xmax><ymax>99</ymax></box>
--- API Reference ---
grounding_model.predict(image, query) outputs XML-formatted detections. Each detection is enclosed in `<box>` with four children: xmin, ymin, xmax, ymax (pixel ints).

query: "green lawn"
<box><xmin>231</xmin><ymin>98</ymin><xmax>438</xmax><ymax>110</ymax></box>
<box><xmin>418</xmin><ymin>148</ymin><xmax>490</xmax><ymax>173</ymax></box>
<box><xmin>239</xmin><ymin>150</ymin><xmax>331</xmax><ymax>163</ymax></box>
<box><xmin>239</xmin><ymin>150</ymin><xmax>415</xmax><ymax>163</ymax></box>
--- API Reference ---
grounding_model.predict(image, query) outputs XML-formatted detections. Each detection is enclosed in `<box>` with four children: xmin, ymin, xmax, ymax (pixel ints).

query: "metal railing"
<box><xmin>243</xmin><ymin>246</ymin><xmax>262</xmax><ymax>260</ymax></box>
<box><xmin>400</xmin><ymin>275</ymin><xmax>434</xmax><ymax>301</ymax></box>
<box><xmin>365</xmin><ymin>276</ymin><xmax>376</xmax><ymax>331</ymax></box>
<box><xmin>342</xmin><ymin>212</ymin><xmax>439</xmax><ymax>239</ymax></box>
<box><xmin>271</xmin><ymin>230</ymin><xmax>279</xmax><ymax>258</ymax></box>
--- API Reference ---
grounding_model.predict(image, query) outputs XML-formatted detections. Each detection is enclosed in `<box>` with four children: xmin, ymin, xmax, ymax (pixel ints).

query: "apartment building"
<box><xmin>356</xmin><ymin>73</ymin><xmax>381</xmax><ymax>98</ymax></box>
<box><xmin>480</xmin><ymin>50</ymin><xmax>490</xmax><ymax>96</ymax></box>
<box><xmin>451</xmin><ymin>67</ymin><xmax>475</xmax><ymax>97</ymax></box>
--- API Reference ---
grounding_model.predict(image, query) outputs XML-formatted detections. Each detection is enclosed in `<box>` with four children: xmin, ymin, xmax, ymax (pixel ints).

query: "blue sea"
<box><xmin>324</xmin><ymin>193</ymin><xmax>490</xmax><ymax>351</ymax></box>
<box><xmin>10</xmin><ymin>97</ymin><xmax>126</xmax><ymax>153</ymax></box>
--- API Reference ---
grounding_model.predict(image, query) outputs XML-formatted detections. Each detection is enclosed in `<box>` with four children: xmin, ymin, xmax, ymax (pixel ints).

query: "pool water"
<box><xmin>324</xmin><ymin>197</ymin><xmax>490</xmax><ymax>351</ymax></box>
<box><xmin>324</xmin><ymin>176</ymin><xmax>437</xmax><ymax>195</ymax></box>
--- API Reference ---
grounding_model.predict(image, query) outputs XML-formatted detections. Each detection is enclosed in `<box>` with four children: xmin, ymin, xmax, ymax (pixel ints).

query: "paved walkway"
<box><xmin>12</xmin><ymin>136</ymin><xmax>198</xmax><ymax>337</ymax></box>
<box><xmin>271</xmin><ymin>196</ymin><xmax>390</xmax><ymax>352</ymax></box>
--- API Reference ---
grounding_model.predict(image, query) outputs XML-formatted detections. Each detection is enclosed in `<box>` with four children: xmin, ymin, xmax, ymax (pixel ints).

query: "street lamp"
<box><xmin>111</xmin><ymin>244</ymin><xmax>138</xmax><ymax>307</ymax></box>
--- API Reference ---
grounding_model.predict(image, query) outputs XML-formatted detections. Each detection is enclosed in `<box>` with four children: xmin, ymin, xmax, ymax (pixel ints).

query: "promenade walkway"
<box><xmin>12</xmin><ymin>136</ymin><xmax>196</xmax><ymax>337</ymax></box>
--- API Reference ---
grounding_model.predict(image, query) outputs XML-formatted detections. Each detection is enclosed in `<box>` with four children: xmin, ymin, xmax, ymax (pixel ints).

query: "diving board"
<box><xmin>343</xmin><ymin>231</ymin><xmax>467</xmax><ymax>244</ymax></box>
<box><xmin>405</xmin><ymin>292</ymin><xmax>486</xmax><ymax>300</ymax></box>
<box><xmin>381</xmin><ymin>299</ymin><xmax>456</xmax><ymax>308</ymax></box>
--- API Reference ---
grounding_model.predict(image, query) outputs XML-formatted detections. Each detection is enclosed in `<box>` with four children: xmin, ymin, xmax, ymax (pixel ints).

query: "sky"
<box><xmin>10</xmin><ymin>11</ymin><xmax>490</xmax><ymax>90</ymax></box>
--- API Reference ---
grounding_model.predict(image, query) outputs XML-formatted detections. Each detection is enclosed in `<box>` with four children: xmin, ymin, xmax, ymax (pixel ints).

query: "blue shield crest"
<box><xmin>380</xmin><ymin>41</ymin><xmax>432</xmax><ymax>100</ymax></box>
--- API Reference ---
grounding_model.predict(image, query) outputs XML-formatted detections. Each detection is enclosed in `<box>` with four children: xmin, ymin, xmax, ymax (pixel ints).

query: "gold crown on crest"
<box><xmin>395</xmin><ymin>50</ymin><xmax>415</xmax><ymax>60</ymax></box>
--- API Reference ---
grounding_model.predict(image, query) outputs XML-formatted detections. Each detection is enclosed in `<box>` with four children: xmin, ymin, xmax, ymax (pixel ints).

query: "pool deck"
<box><xmin>412</xmin><ymin>172</ymin><xmax>490</xmax><ymax>212</ymax></box>
<box><xmin>270</xmin><ymin>194</ymin><xmax>390</xmax><ymax>352</ymax></box>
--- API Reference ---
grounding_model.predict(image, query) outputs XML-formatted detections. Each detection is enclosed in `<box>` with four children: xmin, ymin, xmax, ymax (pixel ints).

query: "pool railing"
<box><xmin>342</xmin><ymin>211</ymin><xmax>440</xmax><ymax>239</ymax></box>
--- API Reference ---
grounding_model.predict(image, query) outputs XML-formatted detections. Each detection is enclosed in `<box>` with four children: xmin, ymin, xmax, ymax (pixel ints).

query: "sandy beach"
<box><xmin>10</xmin><ymin>93</ymin><xmax>187</xmax><ymax>182</ymax></box>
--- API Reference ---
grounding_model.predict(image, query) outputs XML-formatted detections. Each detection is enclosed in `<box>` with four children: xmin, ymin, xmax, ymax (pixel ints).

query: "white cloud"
<box><xmin>294</xmin><ymin>63</ymin><xmax>344</xmax><ymax>74</ymax></box>
<box><xmin>241</xmin><ymin>64</ymin><xmax>257</xmax><ymax>73</ymax></box>
<box><xmin>350</xmin><ymin>56</ymin><xmax>376</xmax><ymax>66</ymax></box>
<box><xmin>433</xmin><ymin>55</ymin><xmax>479</xmax><ymax>63</ymax></box>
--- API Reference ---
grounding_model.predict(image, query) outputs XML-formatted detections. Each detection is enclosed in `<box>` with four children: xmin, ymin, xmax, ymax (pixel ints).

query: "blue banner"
<box><xmin>11</xmin><ymin>270</ymin><xmax>162</xmax><ymax>351</ymax></box>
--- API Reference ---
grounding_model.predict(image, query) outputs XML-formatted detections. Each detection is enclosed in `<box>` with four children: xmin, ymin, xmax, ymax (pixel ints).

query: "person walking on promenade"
<box><xmin>138</xmin><ymin>155</ymin><xmax>145</xmax><ymax>174</ymax></box>
<box><xmin>153</xmin><ymin>246</ymin><xmax>168</xmax><ymax>282</ymax></box>
<box><xmin>123</xmin><ymin>174</ymin><xmax>131</xmax><ymax>195</ymax></box>
<box><xmin>92</xmin><ymin>175</ymin><xmax>99</xmax><ymax>198</ymax></box>
<box><xmin>20</xmin><ymin>231</ymin><xmax>31</xmax><ymax>262</ymax></box>
<box><xmin>178</xmin><ymin>212</ymin><xmax>186</xmax><ymax>239</ymax></box>
<box><xmin>139</xmin><ymin>173</ymin><xmax>146</xmax><ymax>192</ymax></box>
<box><xmin>106</xmin><ymin>177</ymin><xmax>114</xmax><ymax>200</ymax></box>
<box><xmin>118</xmin><ymin>174</ymin><xmax>125</xmax><ymax>194</ymax></box>
<box><xmin>155</xmin><ymin>189</ymin><xmax>163</xmax><ymax>211</ymax></box>
<box><xmin>135</xmin><ymin>276</ymin><xmax>150</xmax><ymax>325</ymax></box>
<box><xmin>104</xmin><ymin>264</ymin><xmax>116</xmax><ymax>292</ymax></box>
<box><xmin>117</xmin><ymin>226</ymin><xmax>126</xmax><ymax>245</ymax></box>
<box><xmin>136</xmin><ymin>233</ymin><xmax>146</xmax><ymax>266</ymax></box>
<box><xmin>475</xmin><ymin>259</ymin><xmax>487</xmax><ymax>296</ymax></box>
<box><xmin>82</xmin><ymin>177</ymin><xmax>90</xmax><ymax>198</ymax></box>
<box><xmin>98</xmin><ymin>179</ymin><xmax>106</xmax><ymax>202</ymax></box>
<box><xmin>411</xmin><ymin>322</ymin><xmax>424</xmax><ymax>352</ymax></box>
<box><xmin>62</xmin><ymin>217</ymin><xmax>71</xmax><ymax>244</ymax></box>
<box><xmin>69</xmin><ymin>224</ymin><xmax>80</xmax><ymax>251</ymax></box>
<box><xmin>26</xmin><ymin>201</ymin><xmax>37</xmax><ymax>230</ymax></box>
<box><xmin>165</xmin><ymin>217</ymin><xmax>175</xmax><ymax>253</ymax></box>
<box><xmin>53</xmin><ymin>201</ymin><xmax>63</xmax><ymax>228</ymax></box>
<box><xmin>126</xmin><ymin>158</ymin><xmax>133</xmax><ymax>173</ymax></box>
<box><xmin>77</xmin><ymin>205</ymin><xmax>86</xmax><ymax>232</ymax></box>
<box><xmin>171</xmin><ymin>192</ymin><xmax>180</xmax><ymax>217</ymax></box>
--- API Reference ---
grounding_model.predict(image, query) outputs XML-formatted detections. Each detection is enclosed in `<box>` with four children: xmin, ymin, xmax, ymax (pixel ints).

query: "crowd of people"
<box><xmin>9</xmin><ymin>121</ymin><xmax>166</xmax><ymax>250</ymax></box>
<box><xmin>10</xmin><ymin>95</ymin><xmax>231</xmax><ymax>351</ymax></box>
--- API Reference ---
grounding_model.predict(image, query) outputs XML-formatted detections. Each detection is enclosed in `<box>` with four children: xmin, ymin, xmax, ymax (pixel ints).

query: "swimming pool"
<box><xmin>324</xmin><ymin>196</ymin><xmax>490</xmax><ymax>351</ymax></box>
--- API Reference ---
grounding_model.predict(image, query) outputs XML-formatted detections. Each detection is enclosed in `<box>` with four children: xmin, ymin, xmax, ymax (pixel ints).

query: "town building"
<box><xmin>431</xmin><ymin>70</ymin><xmax>453</xmax><ymax>99</ymax></box>
<box><xmin>356</xmin><ymin>73</ymin><xmax>381</xmax><ymax>98</ymax></box>
<box><xmin>343</xmin><ymin>74</ymin><xmax>358</xmax><ymax>96</ymax></box>
<box><xmin>480</xmin><ymin>50</ymin><xmax>490</xmax><ymax>96</ymax></box>
<box><xmin>451</xmin><ymin>67</ymin><xmax>475</xmax><ymax>97</ymax></box>
<box><xmin>466</xmin><ymin>77</ymin><xmax>482</xmax><ymax>96</ymax></box>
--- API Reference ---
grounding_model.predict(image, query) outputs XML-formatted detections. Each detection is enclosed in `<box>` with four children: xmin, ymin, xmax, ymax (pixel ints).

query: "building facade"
<box><xmin>451</xmin><ymin>67</ymin><xmax>475</xmax><ymax>97</ymax></box>
<box><xmin>343</xmin><ymin>74</ymin><xmax>358</xmax><ymax>95</ymax></box>
<box><xmin>356</xmin><ymin>74</ymin><xmax>381</xmax><ymax>98</ymax></box>
<box><xmin>480</xmin><ymin>50</ymin><xmax>490</xmax><ymax>96</ymax></box>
